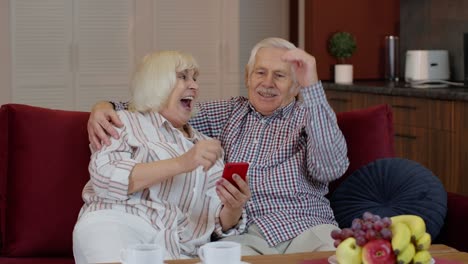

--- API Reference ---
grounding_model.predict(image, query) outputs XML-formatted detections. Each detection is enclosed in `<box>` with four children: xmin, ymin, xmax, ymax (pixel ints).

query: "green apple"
<box><xmin>336</xmin><ymin>237</ymin><xmax>362</xmax><ymax>264</ymax></box>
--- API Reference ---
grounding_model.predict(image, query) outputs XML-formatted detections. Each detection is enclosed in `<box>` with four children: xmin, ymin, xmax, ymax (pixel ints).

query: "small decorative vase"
<box><xmin>334</xmin><ymin>64</ymin><xmax>353</xmax><ymax>84</ymax></box>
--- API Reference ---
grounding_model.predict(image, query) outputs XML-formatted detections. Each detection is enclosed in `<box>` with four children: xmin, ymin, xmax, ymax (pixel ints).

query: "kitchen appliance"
<box><xmin>385</xmin><ymin>36</ymin><xmax>399</xmax><ymax>81</ymax></box>
<box><xmin>405</xmin><ymin>50</ymin><xmax>450</xmax><ymax>88</ymax></box>
<box><xmin>405</xmin><ymin>49</ymin><xmax>464</xmax><ymax>88</ymax></box>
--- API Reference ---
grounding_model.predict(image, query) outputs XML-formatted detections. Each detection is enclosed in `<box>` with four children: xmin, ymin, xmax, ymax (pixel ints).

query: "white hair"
<box><xmin>245</xmin><ymin>37</ymin><xmax>297</xmax><ymax>83</ymax></box>
<box><xmin>129</xmin><ymin>50</ymin><xmax>199</xmax><ymax>112</ymax></box>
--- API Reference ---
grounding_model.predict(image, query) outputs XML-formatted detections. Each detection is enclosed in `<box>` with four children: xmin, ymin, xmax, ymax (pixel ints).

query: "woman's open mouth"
<box><xmin>180</xmin><ymin>96</ymin><xmax>194</xmax><ymax>111</ymax></box>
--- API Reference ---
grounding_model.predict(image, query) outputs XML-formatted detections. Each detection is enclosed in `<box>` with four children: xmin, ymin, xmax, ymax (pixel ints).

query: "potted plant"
<box><xmin>328</xmin><ymin>31</ymin><xmax>357</xmax><ymax>84</ymax></box>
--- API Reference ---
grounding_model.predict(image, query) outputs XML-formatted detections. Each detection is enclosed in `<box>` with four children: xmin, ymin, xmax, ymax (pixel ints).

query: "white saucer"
<box><xmin>327</xmin><ymin>255</ymin><xmax>435</xmax><ymax>264</ymax></box>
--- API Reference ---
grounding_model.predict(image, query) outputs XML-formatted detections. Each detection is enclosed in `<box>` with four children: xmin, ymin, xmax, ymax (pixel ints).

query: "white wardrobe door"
<box><xmin>11</xmin><ymin>0</ymin><xmax>74</xmax><ymax>109</ymax></box>
<box><xmin>239</xmin><ymin>0</ymin><xmax>289</xmax><ymax>97</ymax></box>
<box><xmin>152</xmin><ymin>0</ymin><xmax>238</xmax><ymax>102</ymax></box>
<box><xmin>74</xmin><ymin>0</ymin><xmax>134</xmax><ymax>111</ymax></box>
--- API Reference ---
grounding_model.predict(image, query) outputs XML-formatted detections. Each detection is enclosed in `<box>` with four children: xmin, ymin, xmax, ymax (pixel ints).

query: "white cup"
<box><xmin>198</xmin><ymin>241</ymin><xmax>241</xmax><ymax>264</ymax></box>
<box><xmin>120</xmin><ymin>243</ymin><xmax>164</xmax><ymax>264</ymax></box>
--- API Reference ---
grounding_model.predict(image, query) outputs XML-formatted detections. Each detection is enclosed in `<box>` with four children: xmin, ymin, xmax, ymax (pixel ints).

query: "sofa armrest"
<box><xmin>0</xmin><ymin>104</ymin><xmax>90</xmax><ymax>257</ymax></box>
<box><xmin>434</xmin><ymin>192</ymin><xmax>468</xmax><ymax>252</ymax></box>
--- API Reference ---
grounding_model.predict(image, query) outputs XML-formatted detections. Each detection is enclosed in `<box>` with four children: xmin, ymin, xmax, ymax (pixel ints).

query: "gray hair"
<box><xmin>245</xmin><ymin>37</ymin><xmax>297</xmax><ymax>83</ymax></box>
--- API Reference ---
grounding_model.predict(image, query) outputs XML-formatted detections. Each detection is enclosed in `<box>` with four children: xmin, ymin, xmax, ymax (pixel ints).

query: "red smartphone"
<box><xmin>222</xmin><ymin>162</ymin><xmax>249</xmax><ymax>188</ymax></box>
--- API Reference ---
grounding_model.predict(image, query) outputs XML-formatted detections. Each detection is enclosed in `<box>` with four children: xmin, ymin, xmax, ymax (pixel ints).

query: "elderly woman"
<box><xmin>73</xmin><ymin>51</ymin><xmax>250</xmax><ymax>263</ymax></box>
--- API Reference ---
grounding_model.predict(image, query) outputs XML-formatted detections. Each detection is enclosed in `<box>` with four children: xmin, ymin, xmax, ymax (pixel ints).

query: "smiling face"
<box><xmin>247</xmin><ymin>47</ymin><xmax>298</xmax><ymax>116</ymax></box>
<box><xmin>159</xmin><ymin>69</ymin><xmax>199</xmax><ymax>129</ymax></box>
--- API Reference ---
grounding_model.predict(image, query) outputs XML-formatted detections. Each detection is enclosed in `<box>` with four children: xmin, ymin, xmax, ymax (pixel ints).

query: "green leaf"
<box><xmin>328</xmin><ymin>32</ymin><xmax>357</xmax><ymax>63</ymax></box>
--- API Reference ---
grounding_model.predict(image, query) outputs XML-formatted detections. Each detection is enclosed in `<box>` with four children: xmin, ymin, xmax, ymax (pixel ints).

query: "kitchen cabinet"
<box><xmin>325</xmin><ymin>88</ymin><xmax>463</xmax><ymax>195</ymax></box>
<box><xmin>454</xmin><ymin>102</ymin><xmax>468</xmax><ymax>195</ymax></box>
<box><xmin>365</xmin><ymin>95</ymin><xmax>454</xmax><ymax>192</ymax></box>
<box><xmin>324</xmin><ymin>90</ymin><xmax>367</xmax><ymax>112</ymax></box>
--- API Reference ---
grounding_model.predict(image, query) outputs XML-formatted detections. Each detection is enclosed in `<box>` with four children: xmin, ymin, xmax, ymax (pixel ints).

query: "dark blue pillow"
<box><xmin>330</xmin><ymin>158</ymin><xmax>447</xmax><ymax>239</ymax></box>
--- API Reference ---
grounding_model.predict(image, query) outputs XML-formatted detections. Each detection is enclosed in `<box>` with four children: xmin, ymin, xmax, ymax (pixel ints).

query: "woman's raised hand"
<box><xmin>178</xmin><ymin>139</ymin><xmax>223</xmax><ymax>172</ymax></box>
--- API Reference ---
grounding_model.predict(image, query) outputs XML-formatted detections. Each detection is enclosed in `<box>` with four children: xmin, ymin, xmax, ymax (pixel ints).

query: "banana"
<box><xmin>397</xmin><ymin>243</ymin><xmax>415</xmax><ymax>264</ymax></box>
<box><xmin>413</xmin><ymin>250</ymin><xmax>432</xmax><ymax>264</ymax></box>
<box><xmin>415</xmin><ymin>232</ymin><xmax>431</xmax><ymax>251</ymax></box>
<box><xmin>391</xmin><ymin>215</ymin><xmax>426</xmax><ymax>241</ymax></box>
<box><xmin>390</xmin><ymin>221</ymin><xmax>412</xmax><ymax>255</ymax></box>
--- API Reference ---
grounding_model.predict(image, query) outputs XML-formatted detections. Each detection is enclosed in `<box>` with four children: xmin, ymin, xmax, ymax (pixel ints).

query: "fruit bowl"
<box><xmin>331</xmin><ymin>212</ymin><xmax>433</xmax><ymax>264</ymax></box>
<box><xmin>327</xmin><ymin>254</ymin><xmax>435</xmax><ymax>264</ymax></box>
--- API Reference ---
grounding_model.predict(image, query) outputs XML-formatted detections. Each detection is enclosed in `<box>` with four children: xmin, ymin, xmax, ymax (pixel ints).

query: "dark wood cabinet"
<box><xmin>454</xmin><ymin>102</ymin><xmax>468</xmax><ymax>195</ymax></box>
<box><xmin>324</xmin><ymin>90</ymin><xmax>367</xmax><ymax>112</ymax></box>
<box><xmin>325</xmin><ymin>89</ymin><xmax>463</xmax><ymax>195</ymax></box>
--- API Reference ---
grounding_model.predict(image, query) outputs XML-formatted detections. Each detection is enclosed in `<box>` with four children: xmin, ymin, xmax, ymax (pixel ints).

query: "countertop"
<box><xmin>323</xmin><ymin>81</ymin><xmax>468</xmax><ymax>102</ymax></box>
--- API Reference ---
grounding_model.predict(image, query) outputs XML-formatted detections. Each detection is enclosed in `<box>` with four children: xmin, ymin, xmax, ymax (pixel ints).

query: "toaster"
<box><xmin>404</xmin><ymin>50</ymin><xmax>450</xmax><ymax>82</ymax></box>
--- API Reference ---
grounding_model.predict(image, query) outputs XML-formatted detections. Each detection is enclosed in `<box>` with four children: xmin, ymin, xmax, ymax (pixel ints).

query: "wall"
<box><xmin>1</xmin><ymin>1</ymin><xmax>289</xmax><ymax>107</ymax></box>
<box><xmin>400</xmin><ymin>0</ymin><xmax>468</xmax><ymax>82</ymax></box>
<box><xmin>239</xmin><ymin>0</ymin><xmax>289</xmax><ymax>97</ymax></box>
<box><xmin>303</xmin><ymin>0</ymin><xmax>400</xmax><ymax>81</ymax></box>
<box><xmin>0</xmin><ymin>0</ymin><xmax>11</xmax><ymax>105</ymax></box>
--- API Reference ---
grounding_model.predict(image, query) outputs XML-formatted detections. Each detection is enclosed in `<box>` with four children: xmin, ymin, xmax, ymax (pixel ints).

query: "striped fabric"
<box><xmin>111</xmin><ymin>82</ymin><xmax>349</xmax><ymax>247</ymax></box>
<box><xmin>79</xmin><ymin>111</ymin><xmax>245</xmax><ymax>258</ymax></box>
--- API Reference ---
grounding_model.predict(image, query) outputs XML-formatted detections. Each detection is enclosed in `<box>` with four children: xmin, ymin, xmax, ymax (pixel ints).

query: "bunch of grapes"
<box><xmin>331</xmin><ymin>211</ymin><xmax>393</xmax><ymax>247</ymax></box>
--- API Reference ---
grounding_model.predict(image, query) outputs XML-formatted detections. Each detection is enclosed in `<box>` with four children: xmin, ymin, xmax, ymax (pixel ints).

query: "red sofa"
<box><xmin>0</xmin><ymin>103</ymin><xmax>467</xmax><ymax>263</ymax></box>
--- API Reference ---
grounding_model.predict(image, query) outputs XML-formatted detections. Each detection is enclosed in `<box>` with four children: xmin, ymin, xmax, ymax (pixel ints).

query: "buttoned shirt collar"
<box><xmin>247</xmin><ymin>98</ymin><xmax>296</xmax><ymax>121</ymax></box>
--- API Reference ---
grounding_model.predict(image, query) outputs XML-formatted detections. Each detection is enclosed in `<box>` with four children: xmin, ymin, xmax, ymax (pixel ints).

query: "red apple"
<box><xmin>362</xmin><ymin>239</ymin><xmax>396</xmax><ymax>264</ymax></box>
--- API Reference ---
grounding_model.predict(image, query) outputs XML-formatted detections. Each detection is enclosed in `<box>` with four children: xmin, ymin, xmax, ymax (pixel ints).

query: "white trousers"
<box><xmin>220</xmin><ymin>224</ymin><xmax>338</xmax><ymax>256</ymax></box>
<box><xmin>73</xmin><ymin>210</ymin><xmax>183</xmax><ymax>264</ymax></box>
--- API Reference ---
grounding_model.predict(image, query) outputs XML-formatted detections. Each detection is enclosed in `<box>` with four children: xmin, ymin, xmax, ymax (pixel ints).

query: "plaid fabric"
<box><xmin>112</xmin><ymin>82</ymin><xmax>349</xmax><ymax>246</ymax></box>
<box><xmin>112</xmin><ymin>101</ymin><xmax>128</xmax><ymax>111</ymax></box>
<box><xmin>189</xmin><ymin>82</ymin><xmax>349</xmax><ymax>246</ymax></box>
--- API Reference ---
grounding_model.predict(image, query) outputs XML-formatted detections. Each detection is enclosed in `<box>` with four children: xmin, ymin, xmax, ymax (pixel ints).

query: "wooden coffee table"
<box><xmin>166</xmin><ymin>244</ymin><xmax>468</xmax><ymax>264</ymax></box>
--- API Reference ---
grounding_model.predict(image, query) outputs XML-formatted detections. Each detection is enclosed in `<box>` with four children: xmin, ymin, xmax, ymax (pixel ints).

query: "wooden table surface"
<box><xmin>166</xmin><ymin>244</ymin><xmax>468</xmax><ymax>264</ymax></box>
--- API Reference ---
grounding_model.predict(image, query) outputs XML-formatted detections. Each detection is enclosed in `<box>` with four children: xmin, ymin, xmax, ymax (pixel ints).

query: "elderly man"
<box><xmin>87</xmin><ymin>38</ymin><xmax>349</xmax><ymax>255</ymax></box>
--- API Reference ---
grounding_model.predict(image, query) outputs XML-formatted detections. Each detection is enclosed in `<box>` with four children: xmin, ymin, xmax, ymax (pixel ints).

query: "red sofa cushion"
<box><xmin>0</xmin><ymin>104</ymin><xmax>90</xmax><ymax>257</ymax></box>
<box><xmin>329</xmin><ymin>104</ymin><xmax>396</xmax><ymax>193</ymax></box>
<box><xmin>0</xmin><ymin>258</ymin><xmax>75</xmax><ymax>264</ymax></box>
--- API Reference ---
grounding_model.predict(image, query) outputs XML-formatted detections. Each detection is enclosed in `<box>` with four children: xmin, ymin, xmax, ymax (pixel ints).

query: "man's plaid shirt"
<box><xmin>114</xmin><ymin>82</ymin><xmax>349</xmax><ymax>246</ymax></box>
